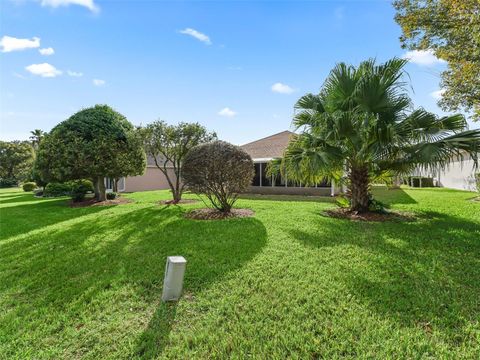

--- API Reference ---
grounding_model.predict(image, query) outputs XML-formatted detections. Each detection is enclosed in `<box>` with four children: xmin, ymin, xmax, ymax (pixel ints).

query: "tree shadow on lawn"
<box><xmin>371</xmin><ymin>187</ymin><xmax>417</xmax><ymax>206</ymax></box>
<box><xmin>0</xmin><ymin>196</ymin><xmax>111</xmax><ymax>240</ymax></box>
<box><xmin>0</xmin><ymin>204</ymin><xmax>267</xmax><ymax>358</ymax></box>
<box><xmin>289</xmin><ymin>210</ymin><xmax>480</xmax><ymax>343</ymax></box>
<box><xmin>0</xmin><ymin>191</ymin><xmax>37</xmax><ymax>203</ymax></box>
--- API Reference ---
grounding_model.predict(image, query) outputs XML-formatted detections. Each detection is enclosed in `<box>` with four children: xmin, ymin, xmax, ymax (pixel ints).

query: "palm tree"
<box><xmin>29</xmin><ymin>129</ymin><xmax>46</xmax><ymax>151</ymax></box>
<box><xmin>274</xmin><ymin>58</ymin><xmax>479</xmax><ymax>213</ymax></box>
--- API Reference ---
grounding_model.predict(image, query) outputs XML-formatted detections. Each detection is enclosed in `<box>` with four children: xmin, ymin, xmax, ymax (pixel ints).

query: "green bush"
<box><xmin>71</xmin><ymin>179</ymin><xmax>94</xmax><ymax>202</ymax></box>
<box><xmin>182</xmin><ymin>141</ymin><xmax>254</xmax><ymax>213</ymax></box>
<box><xmin>0</xmin><ymin>178</ymin><xmax>17</xmax><ymax>188</ymax></box>
<box><xmin>22</xmin><ymin>182</ymin><xmax>37</xmax><ymax>192</ymax></box>
<box><xmin>106</xmin><ymin>192</ymin><xmax>117</xmax><ymax>200</ymax></box>
<box><xmin>44</xmin><ymin>182</ymin><xmax>73</xmax><ymax>197</ymax></box>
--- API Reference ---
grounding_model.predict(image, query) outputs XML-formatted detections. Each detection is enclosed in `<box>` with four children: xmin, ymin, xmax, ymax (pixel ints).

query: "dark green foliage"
<box><xmin>22</xmin><ymin>182</ymin><xmax>37</xmax><ymax>192</ymax></box>
<box><xmin>106</xmin><ymin>192</ymin><xmax>117</xmax><ymax>200</ymax></box>
<box><xmin>44</xmin><ymin>182</ymin><xmax>73</xmax><ymax>197</ymax></box>
<box><xmin>0</xmin><ymin>178</ymin><xmax>17</xmax><ymax>188</ymax></box>
<box><xmin>71</xmin><ymin>179</ymin><xmax>94</xmax><ymax>202</ymax></box>
<box><xmin>0</xmin><ymin>141</ymin><xmax>35</xmax><ymax>185</ymax></box>
<box><xmin>142</xmin><ymin>121</ymin><xmax>217</xmax><ymax>202</ymax></box>
<box><xmin>182</xmin><ymin>141</ymin><xmax>254</xmax><ymax>213</ymax></box>
<box><xmin>35</xmin><ymin>105</ymin><xmax>146</xmax><ymax>201</ymax></box>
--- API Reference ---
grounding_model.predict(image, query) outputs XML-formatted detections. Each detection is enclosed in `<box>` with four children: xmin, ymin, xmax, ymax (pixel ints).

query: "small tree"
<box><xmin>35</xmin><ymin>105</ymin><xmax>146</xmax><ymax>201</ymax></box>
<box><xmin>182</xmin><ymin>141</ymin><xmax>254</xmax><ymax>213</ymax></box>
<box><xmin>0</xmin><ymin>141</ymin><xmax>35</xmax><ymax>186</ymax></box>
<box><xmin>142</xmin><ymin>121</ymin><xmax>216</xmax><ymax>203</ymax></box>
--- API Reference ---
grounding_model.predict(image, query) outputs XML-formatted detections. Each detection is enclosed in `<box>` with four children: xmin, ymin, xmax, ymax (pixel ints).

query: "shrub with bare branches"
<box><xmin>182</xmin><ymin>141</ymin><xmax>254</xmax><ymax>213</ymax></box>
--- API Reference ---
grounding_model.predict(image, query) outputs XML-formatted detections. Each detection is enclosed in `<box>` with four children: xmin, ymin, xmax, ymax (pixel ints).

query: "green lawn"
<box><xmin>0</xmin><ymin>187</ymin><xmax>479</xmax><ymax>358</ymax></box>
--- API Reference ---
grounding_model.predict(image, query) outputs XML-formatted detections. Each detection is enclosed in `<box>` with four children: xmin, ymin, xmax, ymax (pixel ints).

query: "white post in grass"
<box><xmin>162</xmin><ymin>256</ymin><xmax>187</xmax><ymax>302</ymax></box>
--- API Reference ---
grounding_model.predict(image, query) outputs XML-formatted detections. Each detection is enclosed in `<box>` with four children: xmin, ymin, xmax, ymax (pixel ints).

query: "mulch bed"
<box><xmin>69</xmin><ymin>197</ymin><xmax>133</xmax><ymax>208</ymax></box>
<box><xmin>158</xmin><ymin>199</ymin><xmax>199</xmax><ymax>205</ymax></box>
<box><xmin>185</xmin><ymin>208</ymin><xmax>254</xmax><ymax>220</ymax></box>
<box><xmin>323</xmin><ymin>208</ymin><xmax>416</xmax><ymax>222</ymax></box>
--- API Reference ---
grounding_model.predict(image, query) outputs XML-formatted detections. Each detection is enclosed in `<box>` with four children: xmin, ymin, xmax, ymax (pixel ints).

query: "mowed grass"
<box><xmin>0</xmin><ymin>187</ymin><xmax>479</xmax><ymax>359</ymax></box>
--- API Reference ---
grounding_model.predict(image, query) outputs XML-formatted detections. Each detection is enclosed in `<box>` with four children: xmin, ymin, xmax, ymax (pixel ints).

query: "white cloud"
<box><xmin>179</xmin><ymin>28</ymin><xmax>212</xmax><ymax>45</ymax></box>
<box><xmin>0</xmin><ymin>36</ymin><xmax>40</xmax><ymax>53</ymax></box>
<box><xmin>67</xmin><ymin>70</ymin><xmax>83</xmax><ymax>77</ymax></box>
<box><xmin>271</xmin><ymin>82</ymin><xmax>295</xmax><ymax>94</ymax></box>
<box><xmin>430</xmin><ymin>89</ymin><xmax>446</xmax><ymax>100</ymax></box>
<box><xmin>39</xmin><ymin>47</ymin><xmax>54</xmax><ymax>55</ymax></box>
<box><xmin>402</xmin><ymin>50</ymin><xmax>446</xmax><ymax>66</ymax></box>
<box><xmin>25</xmin><ymin>63</ymin><xmax>62</xmax><ymax>77</ymax></box>
<box><xmin>40</xmin><ymin>0</ymin><xmax>99</xmax><ymax>13</ymax></box>
<box><xmin>218</xmin><ymin>107</ymin><xmax>237</xmax><ymax>117</ymax></box>
<box><xmin>93</xmin><ymin>78</ymin><xmax>105</xmax><ymax>86</ymax></box>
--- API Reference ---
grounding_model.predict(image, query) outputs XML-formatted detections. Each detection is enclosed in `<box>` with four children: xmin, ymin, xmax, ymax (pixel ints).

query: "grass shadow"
<box><xmin>371</xmin><ymin>187</ymin><xmax>417</xmax><ymax>205</ymax></box>
<box><xmin>0</xmin><ymin>196</ymin><xmax>110</xmax><ymax>240</ymax></box>
<box><xmin>288</xmin><ymin>210</ymin><xmax>479</xmax><ymax>339</ymax></box>
<box><xmin>0</xmin><ymin>204</ymin><xmax>267</xmax><ymax>358</ymax></box>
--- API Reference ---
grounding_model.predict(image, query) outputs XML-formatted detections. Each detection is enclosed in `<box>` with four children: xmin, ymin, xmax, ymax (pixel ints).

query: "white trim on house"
<box><xmin>252</xmin><ymin>157</ymin><xmax>274</xmax><ymax>163</ymax></box>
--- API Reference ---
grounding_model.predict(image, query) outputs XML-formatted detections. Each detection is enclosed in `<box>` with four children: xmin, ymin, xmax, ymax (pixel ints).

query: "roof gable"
<box><xmin>240</xmin><ymin>130</ymin><xmax>295</xmax><ymax>160</ymax></box>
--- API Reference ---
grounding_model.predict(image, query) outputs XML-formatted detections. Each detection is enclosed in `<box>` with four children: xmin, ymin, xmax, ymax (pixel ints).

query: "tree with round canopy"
<box><xmin>35</xmin><ymin>105</ymin><xmax>146</xmax><ymax>201</ymax></box>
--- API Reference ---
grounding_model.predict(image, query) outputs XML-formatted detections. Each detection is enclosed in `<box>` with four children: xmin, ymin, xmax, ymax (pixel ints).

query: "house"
<box><xmin>409</xmin><ymin>152</ymin><xmax>478</xmax><ymax>192</ymax></box>
<box><xmin>239</xmin><ymin>131</ymin><xmax>335</xmax><ymax>196</ymax></box>
<box><xmin>108</xmin><ymin>131</ymin><xmax>478</xmax><ymax>194</ymax></box>
<box><xmin>109</xmin><ymin>130</ymin><xmax>335</xmax><ymax>195</ymax></box>
<box><xmin>106</xmin><ymin>155</ymin><xmax>176</xmax><ymax>193</ymax></box>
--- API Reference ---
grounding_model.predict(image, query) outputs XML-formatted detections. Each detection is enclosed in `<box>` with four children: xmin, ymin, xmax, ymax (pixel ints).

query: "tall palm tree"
<box><xmin>29</xmin><ymin>129</ymin><xmax>46</xmax><ymax>151</ymax></box>
<box><xmin>274</xmin><ymin>58</ymin><xmax>479</xmax><ymax>213</ymax></box>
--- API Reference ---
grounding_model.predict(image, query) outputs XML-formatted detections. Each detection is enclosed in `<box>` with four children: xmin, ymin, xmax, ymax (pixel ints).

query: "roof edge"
<box><xmin>240</xmin><ymin>130</ymin><xmax>295</xmax><ymax>147</ymax></box>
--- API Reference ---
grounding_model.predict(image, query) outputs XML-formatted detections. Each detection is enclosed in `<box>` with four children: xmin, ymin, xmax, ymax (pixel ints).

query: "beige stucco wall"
<box><xmin>437</xmin><ymin>156</ymin><xmax>477</xmax><ymax>192</ymax></box>
<box><xmin>124</xmin><ymin>167</ymin><xmax>177</xmax><ymax>192</ymax></box>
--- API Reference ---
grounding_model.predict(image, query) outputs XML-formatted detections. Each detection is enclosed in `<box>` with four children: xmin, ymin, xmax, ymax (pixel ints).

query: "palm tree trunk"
<box><xmin>349</xmin><ymin>166</ymin><xmax>370</xmax><ymax>213</ymax></box>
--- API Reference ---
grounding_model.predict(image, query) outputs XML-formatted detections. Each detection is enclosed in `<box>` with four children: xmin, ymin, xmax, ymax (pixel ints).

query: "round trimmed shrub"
<box><xmin>182</xmin><ymin>140</ymin><xmax>254</xmax><ymax>213</ymax></box>
<box><xmin>71</xmin><ymin>179</ymin><xmax>94</xmax><ymax>202</ymax></box>
<box><xmin>22</xmin><ymin>182</ymin><xmax>37</xmax><ymax>192</ymax></box>
<box><xmin>106</xmin><ymin>192</ymin><xmax>117</xmax><ymax>200</ymax></box>
<box><xmin>0</xmin><ymin>178</ymin><xmax>17</xmax><ymax>188</ymax></box>
<box><xmin>44</xmin><ymin>182</ymin><xmax>73</xmax><ymax>197</ymax></box>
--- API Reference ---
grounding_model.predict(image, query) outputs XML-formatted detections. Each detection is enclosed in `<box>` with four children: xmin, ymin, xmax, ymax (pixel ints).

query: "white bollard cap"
<box><xmin>162</xmin><ymin>256</ymin><xmax>187</xmax><ymax>302</ymax></box>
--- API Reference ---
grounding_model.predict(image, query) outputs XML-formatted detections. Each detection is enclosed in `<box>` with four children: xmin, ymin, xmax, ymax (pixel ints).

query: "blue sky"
<box><xmin>1</xmin><ymin>0</ymin><xmax>475</xmax><ymax>145</ymax></box>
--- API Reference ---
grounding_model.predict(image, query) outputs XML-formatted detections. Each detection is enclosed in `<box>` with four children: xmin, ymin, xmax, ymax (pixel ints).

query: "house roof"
<box><xmin>240</xmin><ymin>130</ymin><xmax>295</xmax><ymax>160</ymax></box>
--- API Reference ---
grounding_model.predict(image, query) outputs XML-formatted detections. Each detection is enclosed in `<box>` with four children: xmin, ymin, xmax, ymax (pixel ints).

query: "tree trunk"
<box><xmin>94</xmin><ymin>176</ymin><xmax>106</xmax><ymax>201</ymax></box>
<box><xmin>349</xmin><ymin>166</ymin><xmax>370</xmax><ymax>213</ymax></box>
<box><xmin>113</xmin><ymin>178</ymin><xmax>118</xmax><ymax>193</ymax></box>
<box><xmin>172</xmin><ymin>171</ymin><xmax>182</xmax><ymax>203</ymax></box>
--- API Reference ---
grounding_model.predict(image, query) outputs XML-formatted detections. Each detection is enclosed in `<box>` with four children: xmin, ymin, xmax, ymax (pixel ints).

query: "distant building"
<box><xmin>410</xmin><ymin>152</ymin><xmax>478</xmax><ymax>192</ymax></box>
<box><xmin>240</xmin><ymin>131</ymin><xmax>335</xmax><ymax>196</ymax></box>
